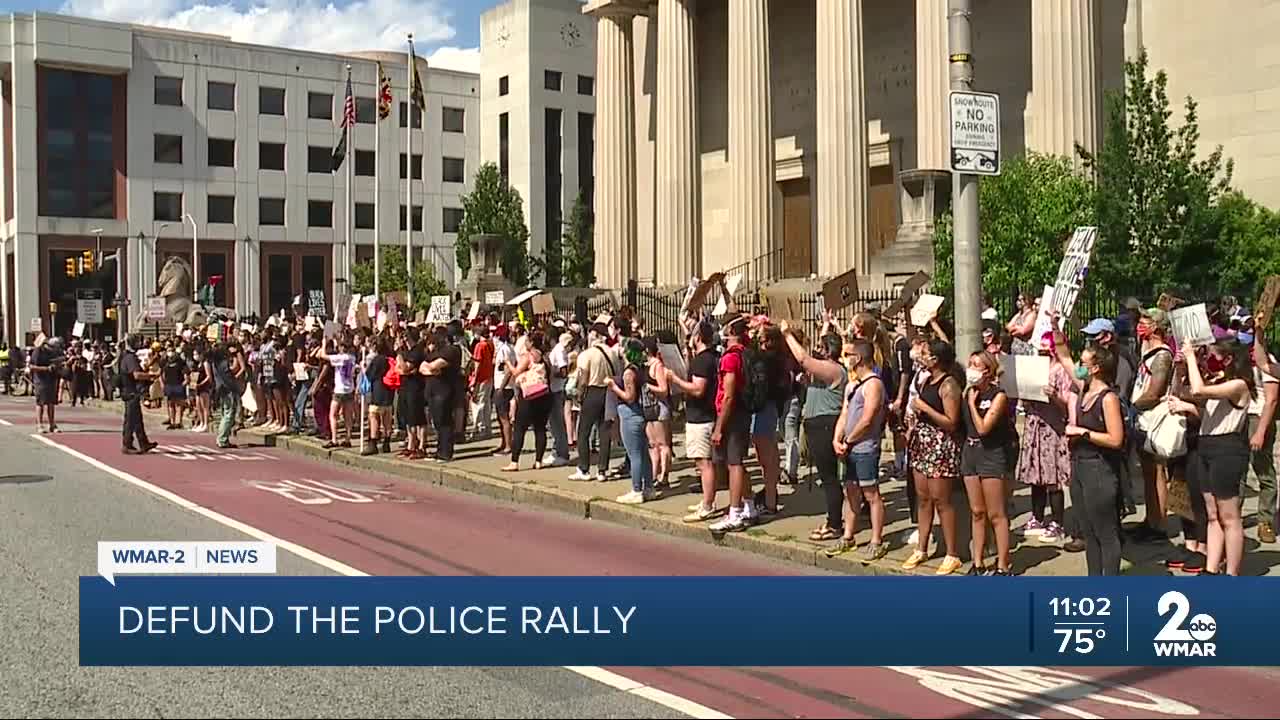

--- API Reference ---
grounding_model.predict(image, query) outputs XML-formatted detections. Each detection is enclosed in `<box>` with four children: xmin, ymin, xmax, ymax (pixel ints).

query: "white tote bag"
<box><xmin>1138</xmin><ymin>400</ymin><xmax>1187</xmax><ymax>459</ymax></box>
<box><xmin>240</xmin><ymin>384</ymin><xmax>258</xmax><ymax>414</ymax></box>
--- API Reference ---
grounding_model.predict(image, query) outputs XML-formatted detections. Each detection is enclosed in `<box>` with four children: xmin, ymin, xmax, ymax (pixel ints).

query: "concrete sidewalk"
<box><xmin>88</xmin><ymin>397</ymin><xmax>1280</xmax><ymax>576</ymax></box>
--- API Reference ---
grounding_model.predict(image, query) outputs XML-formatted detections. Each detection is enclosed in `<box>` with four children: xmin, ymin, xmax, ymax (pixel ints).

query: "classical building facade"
<box><xmin>0</xmin><ymin>12</ymin><xmax>480</xmax><ymax>344</ymax></box>
<box><xmin>583</xmin><ymin>0</ymin><xmax>1280</xmax><ymax>290</ymax></box>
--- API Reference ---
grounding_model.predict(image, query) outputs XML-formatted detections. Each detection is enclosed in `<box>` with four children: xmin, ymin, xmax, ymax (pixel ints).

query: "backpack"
<box><xmin>736</xmin><ymin>346</ymin><xmax>773</xmax><ymax>415</ymax></box>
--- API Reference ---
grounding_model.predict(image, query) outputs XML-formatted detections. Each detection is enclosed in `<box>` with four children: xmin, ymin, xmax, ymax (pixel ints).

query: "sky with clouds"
<box><xmin>10</xmin><ymin>0</ymin><xmax>490</xmax><ymax>73</ymax></box>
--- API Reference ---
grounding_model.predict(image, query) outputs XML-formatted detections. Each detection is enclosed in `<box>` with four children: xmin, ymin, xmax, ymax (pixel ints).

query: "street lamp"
<box><xmin>184</xmin><ymin>213</ymin><xmax>198</xmax><ymax>302</ymax></box>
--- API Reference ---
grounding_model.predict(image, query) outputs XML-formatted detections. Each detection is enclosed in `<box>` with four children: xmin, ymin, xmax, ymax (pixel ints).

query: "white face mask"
<box><xmin>965</xmin><ymin>368</ymin><xmax>984</xmax><ymax>386</ymax></box>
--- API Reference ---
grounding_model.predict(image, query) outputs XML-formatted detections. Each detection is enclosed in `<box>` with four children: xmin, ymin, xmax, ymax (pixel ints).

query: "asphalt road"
<box><xmin>1</xmin><ymin>397</ymin><xmax>1277</xmax><ymax>719</ymax></box>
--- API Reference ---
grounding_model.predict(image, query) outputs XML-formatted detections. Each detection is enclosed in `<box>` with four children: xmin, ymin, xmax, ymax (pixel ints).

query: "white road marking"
<box><xmin>33</xmin><ymin>433</ymin><xmax>732</xmax><ymax>720</ymax></box>
<box><xmin>0</xmin><ymin>418</ymin><xmax>13</xmax><ymax>426</ymax></box>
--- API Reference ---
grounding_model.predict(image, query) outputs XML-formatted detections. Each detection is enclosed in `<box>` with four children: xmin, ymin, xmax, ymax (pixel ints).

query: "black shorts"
<box><xmin>34</xmin><ymin>381</ymin><xmax>56</xmax><ymax>406</ymax></box>
<box><xmin>961</xmin><ymin>440</ymin><xmax>1010</xmax><ymax>479</ymax></box>
<box><xmin>712</xmin><ymin>413</ymin><xmax>752</xmax><ymax>466</ymax></box>
<box><xmin>495</xmin><ymin>388</ymin><xmax>515</xmax><ymax>418</ymax></box>
<box><xmin>1194</xmin><ymin>433</ymin><xmax>1248</xmax><ymax>500</ymax></box>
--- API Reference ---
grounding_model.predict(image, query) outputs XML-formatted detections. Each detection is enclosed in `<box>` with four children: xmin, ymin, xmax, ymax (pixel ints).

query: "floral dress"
<box><xmin>907</xmin><ymin>372</ymin><xmax>962</xmax><ymax>478</ymax></box>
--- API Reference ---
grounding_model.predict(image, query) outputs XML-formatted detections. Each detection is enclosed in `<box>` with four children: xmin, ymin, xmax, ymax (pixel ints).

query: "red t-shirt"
<box><xmin>716</xmin><ymin>343</ymin><xmax>744</xmax><ymax>415</ymax></box>
<box><xmin>471</xmin><ymin>338</ymin><xmax>495</xmax><ymax>385</ymax></box>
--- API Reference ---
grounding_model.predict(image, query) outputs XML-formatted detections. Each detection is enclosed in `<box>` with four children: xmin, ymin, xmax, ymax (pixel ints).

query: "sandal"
<box><xmin>322</xmin><ymin>441</ymin><xmax>338</xmax><ymax>449</ymax></box>
<box><xmin>501</xmin><ymin>462</ymin><xmax>520</xmax><ymax>472</ymax></box>
<box><xmin>809</xmin><ymin>526</ymin><xmax>840</xmax><ymax>542</ymax></box>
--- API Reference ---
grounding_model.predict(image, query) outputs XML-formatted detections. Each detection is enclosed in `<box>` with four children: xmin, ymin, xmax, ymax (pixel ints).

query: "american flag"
<box><xmin>340</xmin><ymin>75</ymin><xmax>356</xmax><ymax>130</ymax></box>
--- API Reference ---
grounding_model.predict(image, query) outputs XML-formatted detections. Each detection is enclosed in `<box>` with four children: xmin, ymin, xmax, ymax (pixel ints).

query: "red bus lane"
<box><xmin>22</xmin><ymin>407</ymin><xmax>1277</xmax><ymax>719</ymax></box>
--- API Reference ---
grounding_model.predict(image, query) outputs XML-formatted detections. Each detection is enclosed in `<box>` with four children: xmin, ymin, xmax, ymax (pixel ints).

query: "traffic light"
<box><xmin>81</xmin><ymin>250</ymin><xmax>95</xmax><ymax>273</ymax></box>
<box><xmin>64</xmin><ymin>257</ymin><xmax>77</xmax><ymax>277</ymax></box>
<box><xmin>106</xmin><ymin>307</ymin><xmax>117</xmax><ymax>320</ymax></box>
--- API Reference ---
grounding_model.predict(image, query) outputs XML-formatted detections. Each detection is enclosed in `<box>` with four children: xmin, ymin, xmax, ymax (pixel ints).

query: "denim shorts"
<box><xmin>751</xmin><ymin>403</ymin><xmax>779</xmax><ymax>438</ymax></box>
<box><xmin>845</xmin><ymin>450</ymin><xmax>881</xmax><ymax>488</ymax></box>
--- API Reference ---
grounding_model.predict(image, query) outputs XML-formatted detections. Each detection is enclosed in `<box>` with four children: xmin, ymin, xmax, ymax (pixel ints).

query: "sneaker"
<box><xmin>1063</xmin><ymin>537</ymin><xmax>1086</xmax><ymax>553</ymax></box>
<box><xmin>566</xmin><ymin>470</ymin><xmax>592</xmax><ymax>481</ymax></box>
<box><xmin>861</xmin><ymin>542</ymin><xmax>888</xmax><ymax>564</ymax></box>
<box><xmin>1165</xmin><ymin>547</ymin><xmax>1193</xmax><ymax>569</ymax></box>
<box><xmin>541</xmin><ymin>453</ymin><xmax>557</xmax><ymax>466</ymax></box>
<box><xmin>1040</xmin><ymin>522</ymin><xmax>1066</xmax><ymax>543</ymax></box>
<box><xmin>1022</xmin><ymin>518</ymin><xmax>1046</xmax><ymax>537</ymax></box>
<box><xmin>990</xmin><ymin>568</ymin><xmax>1012</xmax><ymax>577</ymax></box>
<box><xmin>709</xmin><ymin>514</ymin><xmax>748</xmax><ymax>533</ymax></box>
<box><xmin>936</xmin><ymin>555</ymin><xmax>964</xmax><ymax>576</ymax></box>
<box><xmin>594</xmin><ymin>473</ymin><xmax>609</xmax><ymax>483</ymax></box>
<box><xmin>616</xmin><ymin>491</ymin><xmax>645</xmax><ymax>504</ymax></box>
<box><xmin>966</xmin><ymin>564</ymin><xmax>986</xmax><ymax>576</ymax></box>
<box><xmin>1182</xmin><ymin>551</ymin><xmax>1207</xmax><ymax>575</ymax></box>
<box><xmin>642</xmin><ymin>489</ymin><xmax>659</xmax><ymax>502</ymax></box>
<box><xmin>824</xmin><ymin>538</ymin><xmax>856</xmax><ymax>558</ymax></box>
<box><xmin>683</xmin><ymin>504</ymin><xmax>717</xmax><ymax>523</ymax></box>
<box><xmin>902</xmin><ymin>549</ymin><xmax>928</xmax><ymax>570</ymax></box>
<box><xmin>546</xmin><ymin>457</ymin><xmax>569</xmax><ymax>468</ymax></box>
<box><xmin>907</xmin><ymin>528</ymin><xmax>921</xmax><ymax>547</ymax></box>
<box><xmin>1259</xmin><ymin>522</ymin><xmax>1277</xmax><ymax>544</ymax></box>
<box><xmin>139</xmin><ymin>441</ymin><xmax>159</xmax><ymax>454</ymax></box>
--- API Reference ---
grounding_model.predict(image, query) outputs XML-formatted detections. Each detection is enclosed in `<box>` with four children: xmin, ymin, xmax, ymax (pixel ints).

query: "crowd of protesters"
<box><xmin>15</xmin><ymin>289</ymin><xmax>1279</xmax><ymax>576</ymax></box>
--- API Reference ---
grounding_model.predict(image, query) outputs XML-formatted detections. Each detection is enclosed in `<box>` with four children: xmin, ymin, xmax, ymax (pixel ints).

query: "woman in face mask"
<box><xmin>961</xmin><ymin>351</ymin><xmax>1014</xmax><ymax>575</ymax></box>
<box><xmin>1018</xmin><ymin>332</ymin><xmax>1074</xmax><ymax>544</ymax></box>
<box><xmin>904</xmin><ymin>339</ymin><xmax>965</xmax><ymax>575</ymax></box>
<box><xmin>1051</xmin><ymin>325</ymin><xmax>1127</xmax><ymax>576</ymax></box>
<box><xmin>1166</xmin><ymin>340</ymin><xmax>1254</xmax><ymax>575</ymax></box>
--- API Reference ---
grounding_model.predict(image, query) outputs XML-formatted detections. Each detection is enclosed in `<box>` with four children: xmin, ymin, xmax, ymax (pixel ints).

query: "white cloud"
<box><xmin>60</xmin><ymin>0</ymin><xmax>459</xmax><ymax>56</ymax></box>
<box><xmin>425</xmin><ymin>45</ymin><xmax>479</xmax><ymax>74</ymax></box>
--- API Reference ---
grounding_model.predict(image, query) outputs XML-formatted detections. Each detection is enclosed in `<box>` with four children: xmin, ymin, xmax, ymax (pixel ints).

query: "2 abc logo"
<box><xmin>1153</xmin><ymin>590</ymin><xmax>1217</xmax><ymax>657</ymax></box>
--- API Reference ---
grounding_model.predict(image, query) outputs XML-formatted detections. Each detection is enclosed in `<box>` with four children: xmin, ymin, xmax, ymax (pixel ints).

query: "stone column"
<box><xmin>816</xmin><ymin>0</ymin><xmax>869</xmax><ymax>276</ymax></box>
<box><xmin>1124</xmin><ymin>0</ymin><xmax>1143</xmax><ymax>60</ymax></box>
<box><xmin>634</xmin><ymin>12</ymin><xmax>657</xmax><ymax>287</ymax></box>
<box><xmin>592</xmin><ymin>10</ymin><xmax>638</xmax><ymax>288</ymax></box>
<box><xmin>915</xmin><ymin>0</ymin><xmax>949</xmax><ymax>171</ymax></box>
<box><xmin>1030</xmin><ymin>0</ymin><xmax>1099</xmax><ymax>159</ymax></box>
<box><xmin>728</xmin><ymin>0</ymin><xmax>774</xmax><ymax>277</ymax></box>
<box><xmin>655</xmin><ymin>0</ymin><xmax>700</xmax><ymax>287</ymax></box>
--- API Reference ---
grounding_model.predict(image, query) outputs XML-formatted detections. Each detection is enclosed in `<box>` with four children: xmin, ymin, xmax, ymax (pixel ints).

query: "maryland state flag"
<box><xmin>409</xmin><ymin>42</ymin><xmax>426</xmax><ymax>113</ymax></box>
<box><xmin>376</xmin><ymin>62</ymin><xmax>392</xmax><ymax>121</ymax></box>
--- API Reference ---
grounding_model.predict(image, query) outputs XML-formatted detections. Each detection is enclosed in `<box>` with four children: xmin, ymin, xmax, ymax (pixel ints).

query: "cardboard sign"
<box><xmin>685</xmin><ymin>272</ymin><xmax>726</xmax><ymax>313</ymax></box>
<box><xmin>1156</xmin><ymin>293</ymin><xmax>1185</xmax><ymax>312</ymax></box>
<box><xmin>72</xmin><ymin>321</ymin><xmax>85</xmax><ymax>338</ymax></box>
<box><xmin>1253</xmin><ymin>276</ymin><xmax>1280</xmax><ymax>328</ymax></box>
<box><xmin>206</xmin><ymin>325</ymin><xmax>220</xmax><ymax>342</ymax></box>
<box><xmin>821</xmin><ymin>268</ymin><xmax>860</xmax><ymax>313</ymax></box>
<box><xmin>293</xmin><ymin>362</ymin><xmax>310</xmax><ymax>381</ymax></box>
<box><xmin>1000</xmin><ymin>354</ymin><xmax>1051</xmax><ymax>402</ymax></box>
<box><xmin>383</xmin><ymin>291</ymin><xmax>407</xmax><ymax>309</ymax></box>
<box><xmin>531</xmin><ymin>293</ymin><xmax>556</xmax><ymax>315</ymax></box>
<box><xmin>426</xmin><ymin>295</ymin><xmax>451</xmax><ymax>323</ymax></box>
<box><xmin>506</xmin><ymin>288</ymin><xmax>541</xmax><ymax>307</ymax></box>
<box><xmin>485</xmin><ymin>290</ymin><xmax>506</xmax><ymax>305</ymax></box>
<box><xmin>885</xmin><ymin>271</ymin><xmax>932</xmax><ymax>318</ymax></box>
<box><xmin>713</xmin><ymin>274</ymin><xmax>742</xmax><ymax>317</ymax></box>
<box><xmin>323</xmin><ymin>321</ymin><xmax>340</xmax><ymax>339</ymax></box>
<box><xmin>762</xmin><ymin>288</ymin><xmax>804</xmax><ymax>322</ymax></box>
<box><xmin>658</xmin><ymin>343</ymin><xmax>687</xmax><ymax>392</ymax></box>
<box><xmin>1170</xmin><ymin>303</ymin><xmax>1215</xmax><ymax>347</ymax></box>
<box><xmin>911</xmin><ymin>294</ymin><xmax>946</xmax><ymax>327</ymax></box>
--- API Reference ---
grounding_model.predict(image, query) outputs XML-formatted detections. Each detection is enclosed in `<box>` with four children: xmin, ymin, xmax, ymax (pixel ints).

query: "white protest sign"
<box><xmin>83</xmin><ymin>350</ymin><xmax>95</xmax><ymax>362</ymax></box>
<box><xmin>304</xmin><ymin>315</ymin><xmax>316</xmax><ymax>332</ymax></box>
<box><xmin>911</xmin><ymin>294</ymin><xmax>946</xmax><ymax>327</ymax></box>
<box><xmin>1000</xmin><ymin>354</ymin><xmax>1052</xmax><ymax>402</ymax></box>
<box><xmin>468</xmin><ymin>301</ymin><xmax>482</xmax><ymax>321</ymax></box>
<box><xmin>1031</xmin><ymin>284</ymin><xmax>1057</xmax><ymax>343</ymax></box>
<box><xmin>346</xmin><ymin>296</ymin><xmax>362</xmax><ymax>329</ymax></box>
<box><xmin>426</xmin><ymin>295</ymin><xmax>451</xmax><ymax>323</ymax></box>
<box><xmin>72</xmin><ymin>321</ymin><xmax>86</xmax><ymax>338</ymax></box>
<box><xmin>1170</xmin><ymin>303</ymin><xmax>1215</xmax><ymax>347</ymax></box>
<box><xmin>97</xmin><ymin>541</ymin><xmax>276</xmax><ymax>586</ymax></box>
<box><xmin>1043</xmin><ymin>227</ymin><xmax>1098</xmax><ymax>334</ymax></box>
<box><xmin>485</xmin><ymin>290</ymin><xmax>506</xmax><ymax>305</ymax></box>
<box><xmin>713</xmin><ymin>273</ymin><xmax>743</xmax><ymax>317</ymax></box>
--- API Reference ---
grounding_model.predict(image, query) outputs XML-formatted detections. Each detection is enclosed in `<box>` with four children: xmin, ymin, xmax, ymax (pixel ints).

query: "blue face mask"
<box><xmin>1074</xmin><ymin>365</ymin><xmax>1090</xmax><ymax>381</ymax></box>
<box><xmin>1238</xmin><ymin>332</ymin><xmax>1255</xmax><ymax>345</ymax></box>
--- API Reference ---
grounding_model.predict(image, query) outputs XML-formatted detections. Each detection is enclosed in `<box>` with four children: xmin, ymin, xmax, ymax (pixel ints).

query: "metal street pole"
<box><xmin>185</xmin><ymin>213</ymin><xmax>199</xmax><ymax>302</ymax></box>
<box><xmin>949</xmin><ymin>0</ymin><xmax>982</xmax><ymax>355</ymax></box>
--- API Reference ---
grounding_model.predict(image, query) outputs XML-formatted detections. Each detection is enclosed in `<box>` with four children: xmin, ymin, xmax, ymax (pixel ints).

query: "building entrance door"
<box><xmin>780</xmin><ymin>178</ymin><xmax>812</xmax><ymax>279</ymax></box>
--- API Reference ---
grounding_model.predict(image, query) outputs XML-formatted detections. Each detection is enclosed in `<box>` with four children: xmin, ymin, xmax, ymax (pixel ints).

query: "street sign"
<box><xmin>29</xmin><ymin>317</ymin><xmax>42</xmax><ymax>333</ymax></box>
<box><xmin>949</xmin><ymin>90</ymin><xmax>1001</xmax><ymax>176</ymax></box>
<box><xmin>76</xmin><ymin>288</ymin><xmax>104</xmax><ymax>324</ymax></box>
<box><xmin>145</xmin><ymin>296</ymin><xmax>168</xmax><ymax>322</ymax></box>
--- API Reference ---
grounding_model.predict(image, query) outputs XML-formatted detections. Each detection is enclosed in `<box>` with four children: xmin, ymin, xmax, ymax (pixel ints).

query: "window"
<box><xmin>259</xmin><ymin>197</ymin><xmax>285</xmax><ymax>225</ymax></box>
<box><xmin>308</xmin><ymin>145</ymin><xmax>332</xmax><ymax>174</ymax></box>
<box><xmin>499</xmin><ymin>75</ymin><xmax>509</xmax><ymax>96</ymax></box>
<box><xmin>154</xmin><ymin>76</ymin><xmax>182</xmax><ymax>106</ymax></box>
<box><xmin>307</xmin><ymin>92</ymin><xmax>332</xmax><ymax>120</ymax></box>
<box><xmin>154</xmin><ymin>192</ymin><xmax>182</xmax><ymax>221</ymax></box>
<box><xmin>399</xmin><ymin>205</ymin><xmax>423</xmax><ymax>232</ymax></box>
<box><xmin>442</xmin><ymin>156</ymin><xmax>466</xmax><ymax>183</ymax></box>
<box><xmin>39</xmin><ymin>68</ymin><xmax>115</xmax><ymax>218</ymax></box>
<box><xmin>442</xmin><ymin>207</ymin><xmax>464</xmax><ymax>234</ymax></box>
<box><xmin>208</xmin><ymin>81</ymin><xmax>235</xmax><ymax>110</ymax></box>
<box><xmin>399</xmin><ymin>153</ymin><xmax>423</xmax><ymax>180</ymax></box>
<box><xmin>544</xmin><ymin>70</ymin><xmax>562</xmax><ymax>92</ymax></box>
<box><xmin>260</xmin><ymin>86</ymin><xmax>286</xmax><ymax>116</ymax></box>
<box><xmin>354</xmin><ymin>202</ymin><xmax>375</xmax><ymax>230</ymax></box>
<box><xmin>398</xmin><ymin>101</ymin><xmax>422</xmax><ymax>129</ymax></box>
<box><xmin>208</xmin><ymin>138</ymin><xmax>235</xmax><ymax>167</ymax></box>
<box><xmin>259</xmin><ymin>142</ymin><xmax>285</xmax><ymax>171</ymax></box>
<box><xmin>578</xmin><ymin>112</ymin><xmax>594</xmax><ymax>213</ymax></box>
<box><xmin>208</xmin><ymin>194</ymin><xmax>235</xmax><ymax>224</ymax></box>
<box><xmin>355</xmin><ymin>150</ymin><xmax>375</xmax><ymax>177</ymax></box>
<box><xmin>308</xmin><ymin>200</ymin><xmax>333</xmax><ymax>228</ymax></box>
<box><xmin>499</xmin><ymin>112</ymin><xmax>509</xmax><ymax>184</ymax></box>
<box><xmin>442</xmin><ymin>107</ymin><xmax>466</xmax><ymax>133</ymax></box>
<box><xmin>577</xmin><ymin>75</ymin><xmax>594</xmax><ymax>96</ymax></box>
<box><xmin>356</xmin><ymin>97</ymin><xmax>375</xmax><ymax>124</ymax></box>
<box><xmin>154</xmin><ymin>134</ymin><xmax>183</xmax><ymax>164</ymax></box>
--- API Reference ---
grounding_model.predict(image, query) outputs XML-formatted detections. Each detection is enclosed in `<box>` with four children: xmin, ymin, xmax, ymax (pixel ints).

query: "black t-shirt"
<box><xmin>399</xmin><ymin>348</ymin><xmax>426</xmax><ymax>401</ymax></box>
<box><xmin>424</xmin><ymin>344</ymin><xmax>462</xmax><ymax>396</ymax></box>
<box><xmin>685</xmin><ymin>349</ymin><xmax>719</xmax><ymax>424</ymax></box>
<box><xmin>895</xmin><ymin>336</ymin><xmax>913</xmax><ymax>402</ymax></box>
<box><xmin>162</xmin><ymin>354</ymin><xmax>188</xmax><ymax>386</ymax></box>
<box><xmin>964</xmin><ymin>384</ymin><xmax>1012</xmax><ymax>447</ymax></box>
<box><xmin>119</xmin><ymin>350</ymin><xmax>143</xmax><ymax>399</ymax></box>
<box><xmin>30</xmin><ymin>347</ymin><xmax>56</xmax><ymax>385</ymax></box>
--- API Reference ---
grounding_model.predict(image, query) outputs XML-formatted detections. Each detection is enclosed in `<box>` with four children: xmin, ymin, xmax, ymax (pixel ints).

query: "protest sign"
<box><xmin>426</xmin><ymin>295</ymin><xmax>451</xmax><ymax>323</ymax></box>
<box><xmin>885</xmin><ymin>271</ymin><xmax>931</xmax><ymax>318</ymax></box>
<box><xmin>1000</xmin><ymin>354</ymin><xmax>1051</xmax><ymax>402</ymax></box>
<box><xmin>346</xmin><ymin>297</ymin><xmax>362</xmax><ymax>329</ymax></box>
<box><xmin>304</xmin><ymin>316</ymin><xmax>316</xmax><ymax>332</ymax></box>
<box><xmin>821</xmin><ymin>268</ymin><xmax>860</xmax><ymax>313</ymax></box>
<box><xmin>1030</xmin><ymin>284</ymin><xmax>1058</xmax><ymax>344</ymax></box>
<box><xmin>307</xmin><ymin>289</ymin><xmax>327</xmax><ymax>318</ymax></box>
<box><xmin>507</xmin><ymin>288</ymin><xmax>541</xmax><ymax>307</ymax></box>
<box><xmin>531</xmin><ymin>293</ymin><xmax>556</xmax><ymax>315</ymax></box>
<box><xmin>684</xmin><ymin>272</ymin><xmax>725</xmax><ymax>313</ymax></box>
<box><xmin>386</xmin><ymin>303</ymin><xmax>400</xmax><ymax>329</ymax></box>
<box><xmin>323</xmin><ymin>321</ymin><xmax>340</xmax><ymax>339</ymax></box>
<box><xmin>383</xmin><ymin>291</ymin><xmax>406</xmax><ymax>309</ymax></box>
<box><xmin>910</xmin><ymin>294</ymin><xmax>945</xmax><ymax>327</ymax></box>
<box><xmin>1039</xmin><ymin>226</ymin><xmax>1098</xmax><ymax>335</ymax></box>
<box><xmin>1253</xmin><ymin>276</ymin><xmax>1280</xmax><ymax>328</ymax></box>
<box><xmin>762</xmin><ymin>288</ymin><xmax>804</xmax><ymax>322</ymax></box>
<box><xmin>82</xmin><ymin>350</ymin><xmax>95</xmax><ymax>362</ymax></box>
<box><xmin>467</xmin><ymin>301</ymin><xmax>482</xmax><ymax>321</ymax></box>
<box><xmin>414</xmin><ymin>310</ymin><xmax>426</xmax><ymax>325</ymax></box>
<box><xmin>1170</xmin><ymin>304</ymin><xmax>1214</xmax><ymax>347</ymax></box>
<box><xmin>72</xmin><ymin>321</ymin><xmax>85</xmax><ymax>338</ymax></box>
<box><xmin>484</xmin><ymin>290</ymin><xmax>506</xmax><ymax>305</ymax></box>
<box><xmin>1157</xmin><ymin>293</ymin><xmax>1185</xmax><ymax>312</ymax></box>
<box><xmin>713</xmin><ymin>274</ymin><xmax>742</xmax><ymax>317</ymax></box>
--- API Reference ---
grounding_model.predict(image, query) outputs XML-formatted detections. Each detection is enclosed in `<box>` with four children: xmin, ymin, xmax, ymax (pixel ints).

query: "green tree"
<box><xmin>559</xmin><ymin>191</ymin><xmax>595</xmax><ymax>287</ymax></box>
<box><xmin>1076</xmin><ymin>49</ymin><xmax>1234</xmax><ymax>293</ymax></box>
<box><xmin>455</xmin><ymin>162</ymin><xmax>534</xmax><ymax>286</ymax></box>
<box><xmin>933</xmin><ymin>153</ymin><xmax>1094</xmax><ymax>306</ymax></box>
<box><xmin>350</xmin><ymin>250</ymin><xmax>447</xmax><ymax>313</ymax></box>
<box><xmin>1212</xmin><ymin>191</ymin><xmax>1280</xmax><ymax>294</ymax></box>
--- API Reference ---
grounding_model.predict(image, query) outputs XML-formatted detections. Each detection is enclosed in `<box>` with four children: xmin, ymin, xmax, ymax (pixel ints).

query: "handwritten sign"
<box><xmin>1170</xmin><ymin>303</ymin><xmax>1214</xmax><ymax>347</ymax></box>
<box><xmin>658</xmin><ymin>343</ymin><xmax>687</xmax><ymax>394</ymax></box>
<box><xmin>911</xmin><ymin>294</ymin><xmax>945</xmax><ymax>327</ymax></box>
<box><xmin>72</xmin><ymin>321</ymin><xmax>86</xmax><ymax>338</ymax></box>
<box><xmin>484</xmin><ymin>290</ymin><xmax>505</xmax><ymax>305</ymax></box>
<box><xmin>684</xmin><ymin>272</ymin><xmax>726</xmax><ymax>314</ymax></box>
<box><xmin>1156</xmin><ymin>293</ymin><xmax>1185</xmax><ymax>312</ymax></box>
<box><xmin>885</xmin><ymin>271</ymin><xmax>931</xmax><ymax>319</ymax></box>
<box><xmin>821</xmin><ymin>268</ymin><xmax>860</xmax><ymax>313</ymax></box>
<box><xmin>426</xmin><ymin>295</ymin><xmax>451</xmax><ymax>323</ymax></box>
<box><xmin>304</xmin><ymin>316</ymin><xmax>316</xmax><ymax>332</ymax></box>
<box><xmin>1000</xmin><ymin>354</ymin><xmax>1051</xmax><ymax>402</ymax></box>
<box><xmin>1036</xmin><ymin>227</ymin><xmax>1097</xmax><ymax>337</ymax></box>
<box><xmin>1030</xmin><ymin>284</ymin><xmax>1058</xmax><ymax>344</ymax></box>
<box><xmin>531</xmin><ymin>293</ymin><xmax>556</xmax><ymax>315</ymax></box>
<box><xmin>346</xmin><ymin>297</ymin><xmax>362</xmax><ymax>329</ymax></box>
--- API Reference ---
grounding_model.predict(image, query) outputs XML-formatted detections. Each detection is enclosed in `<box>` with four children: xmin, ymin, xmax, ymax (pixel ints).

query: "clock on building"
<box><xmin>560</xmin><ymin>21</ymin><xmax>582</xmax><ymax>48</ymax></box>
<box><xmin>495</xmin><ymin>25</ymin><xmax>512</xmax><ymax>47</ymax></box>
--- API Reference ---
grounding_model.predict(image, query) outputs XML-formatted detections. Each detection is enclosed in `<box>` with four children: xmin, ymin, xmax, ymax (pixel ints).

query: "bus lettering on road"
<box><xmin>248</xmin><ymin>478</ymin><xmax>379</xmax><ymax>505</ymax></box>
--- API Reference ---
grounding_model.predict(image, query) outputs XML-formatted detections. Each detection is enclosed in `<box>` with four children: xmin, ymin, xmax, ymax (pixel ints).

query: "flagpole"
<box><xmin>406</xmin><ymin>33</ymin><xmax>415</xmax><ymax>308</ymax></box>
<box><xmin>345</xmin><ymin>64</ymin><xmax>354</xmax><ymax>313</ymax></box>
<box><xmin>373</xmin><ymin>64</ymin><xmax>382</xmax><ymax>301</ymax></box>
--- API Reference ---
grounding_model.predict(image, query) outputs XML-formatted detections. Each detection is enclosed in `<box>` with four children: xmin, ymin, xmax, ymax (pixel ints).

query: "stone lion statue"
<box><xmin>135</xmin><ymin>255</ymin><xmax>207</xmax><ymax>326</ymax></box>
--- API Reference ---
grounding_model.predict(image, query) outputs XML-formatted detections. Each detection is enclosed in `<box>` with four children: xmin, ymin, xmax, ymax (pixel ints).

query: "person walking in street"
<box><xmin>961</xmin><ymin>350</ymin><xmax>1015</xmax><ymax>575</ymax></box>
<box><xmin>161</xmin><ymin>343</ymin><xmax>189</xmax><ymax>430</ymax></box>
<box><xmin>830</xmin><ymin>338</ymin><xmax>889</xmax><ymax>562</ymax></box>
<box><xmin>609</xmin><ymin>338</ymin><xmax>655</xmax><ymax>504</ymax></box>
<box><xmin>212</xmin><ymin>340</ymin><xmax>247</xmax><ymax>449</ymax></box>
<box><xmin>28</xmin><ymin>335</ymin><xmax>62</xmax><ymax>433</ymax></box>
<box><xmin>118</xmin><ymin>335</ymin><xmax>159</xmax><ymax>454</ymax></box>
<box><xmin>903</xmin><ymin>339</ymin><xmax>964</xmax><ymax>575</ymax></box>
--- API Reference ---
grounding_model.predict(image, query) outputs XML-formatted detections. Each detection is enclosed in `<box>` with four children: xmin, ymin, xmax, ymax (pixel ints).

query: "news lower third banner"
<box><xmin>80</xmin><ymin>576</ymin><xmax>1275</xmax><ymax>666</ymax></box>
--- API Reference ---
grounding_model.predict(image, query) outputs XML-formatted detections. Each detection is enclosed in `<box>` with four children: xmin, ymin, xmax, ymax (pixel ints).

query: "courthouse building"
<box><xmin>0</xmin><ymin>12</ymin><xmax>480</xmax><ymax>343</ymax></box>
<box><xmin>581</xmin><ymin>0</ymin><xmax>1280</xmax><ymax>290</ymax></box>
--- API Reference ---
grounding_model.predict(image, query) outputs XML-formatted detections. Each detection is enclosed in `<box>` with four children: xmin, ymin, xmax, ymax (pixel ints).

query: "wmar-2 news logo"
<box><xmin>1154</xmin><ymin>591</ymin><xmax>1217</xmax><ymax>658</ymax></box>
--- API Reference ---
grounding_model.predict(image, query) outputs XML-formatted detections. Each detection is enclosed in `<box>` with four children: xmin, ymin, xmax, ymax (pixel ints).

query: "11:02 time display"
<box><xmin>1051</xmin><ymin>597</ymin><xmax>1112</xmax><ymax>616</ymax></box>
